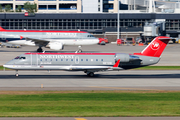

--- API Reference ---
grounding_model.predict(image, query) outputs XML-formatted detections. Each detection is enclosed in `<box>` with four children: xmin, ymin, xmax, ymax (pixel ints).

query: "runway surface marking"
<box><xmin>75</xmin><ymin>118</ymin><xmax>87</xmax><ymax>120</ymax></box>
<box><xmin>90</xmin><ymin>86</ymin><xmax>162</xmax><ymax>91</ymax></box>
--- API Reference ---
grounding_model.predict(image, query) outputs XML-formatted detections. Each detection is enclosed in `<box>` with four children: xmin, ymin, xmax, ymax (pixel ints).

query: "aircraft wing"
<box><xmin>68</xmin><ymin>59</ymin><xmax>122</xmax><ymax>71</ymax></box>
<box><xmin>25</xmin><ymin>37</ymin><xmax>50</xmax><ymax>46</ymax></box>
<box><xmin>68</xmin><ymin>66</ymin><xmax>123</xmax><ymax>72</ymax></box>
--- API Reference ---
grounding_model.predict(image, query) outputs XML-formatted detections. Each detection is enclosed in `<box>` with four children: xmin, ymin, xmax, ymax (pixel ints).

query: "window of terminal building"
<box><xmin>59</xmin><ymin>4</ymin><xmax>77</xmax><ymax>10</ymax></box>
<box><xmin>39</xmin><ymin>5</ymin><xmax>46</xmax><ymax>10</ymax></box>
<box><xmin>0</xmin><ymin>18</ymin><xmax>150</xmax><ymax>30</ymax></box>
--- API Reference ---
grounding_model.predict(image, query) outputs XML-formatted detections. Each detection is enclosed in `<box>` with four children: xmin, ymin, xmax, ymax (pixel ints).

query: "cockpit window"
<box><xmin>14</xmin><ymin>56</ymin><xmax>26</xmax><ymax>59</ymax></box>
<box><xmin>87</xmin><ymin>35</ymin><xmax>94</xmax><ymax>37</ymax></box>
<box><xmin>20</xmin><ymin>57</ymin><xmax>26</xmax><ymax>59</ymax></box>
<box><xmin>15</xmin><ymin>56</ymin><xmax>20</xmax><ymax>59</ymax></box>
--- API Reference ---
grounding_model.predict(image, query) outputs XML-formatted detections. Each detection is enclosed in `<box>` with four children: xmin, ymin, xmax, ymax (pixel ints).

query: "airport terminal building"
<box><xmin>1</xmin><ymin>0</ymin><xmax>180</xmax><ymax>41</ymax></box>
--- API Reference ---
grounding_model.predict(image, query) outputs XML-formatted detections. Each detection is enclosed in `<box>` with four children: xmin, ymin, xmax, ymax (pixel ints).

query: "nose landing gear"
<box><xmin>75</xmin><ymin>46</ymin><xmax>82</xmax><ymax>53</ymax></box>
<box><xmin>15</xmin><ymin>70</ymin><xmax>19</xmax><ymax>77</ymax></box>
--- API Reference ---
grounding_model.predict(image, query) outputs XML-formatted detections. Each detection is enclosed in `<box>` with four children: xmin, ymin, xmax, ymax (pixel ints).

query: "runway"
<box><xmin>0</xmin><ymin>70</ymin><xmax>180</xmax><ymax>91</ymax></box>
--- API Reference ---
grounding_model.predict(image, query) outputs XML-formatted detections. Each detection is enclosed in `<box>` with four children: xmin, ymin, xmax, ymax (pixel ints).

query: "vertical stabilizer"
<box><xmin>134</xmin><ymin>36</ymin><xmax>171</xmax><ymax>57</ymax></box>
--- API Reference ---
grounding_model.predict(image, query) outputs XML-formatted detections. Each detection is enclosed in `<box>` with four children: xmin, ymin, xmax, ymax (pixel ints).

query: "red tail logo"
<box><xmin>134</xmin><ymin>36</ymin><xmax>171</xmax><ymax>57</ymax></box>
<box><xmin>151</xmin><ymin>42</ymin><xmax>160</xmax><ymax>50</ymax></box>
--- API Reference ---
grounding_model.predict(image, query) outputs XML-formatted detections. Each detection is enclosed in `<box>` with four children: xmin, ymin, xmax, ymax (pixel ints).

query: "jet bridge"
<box><xmin>143</xmin><ymin>20</ymin><xmax>166</xmax><ymax>44</ymax></box>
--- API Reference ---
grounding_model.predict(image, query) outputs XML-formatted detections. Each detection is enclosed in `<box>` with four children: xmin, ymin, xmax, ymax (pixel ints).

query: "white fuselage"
<box><xmin>0</xmin><ymin>30</ymin><xmax>99</xmax><ymax>49</ymax></box>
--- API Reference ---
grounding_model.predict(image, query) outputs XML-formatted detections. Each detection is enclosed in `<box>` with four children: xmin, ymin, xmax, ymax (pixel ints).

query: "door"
<box><xmin>30</xmin><ymin>53</ymin><xmax>39</xmax><ymax>66</ymax></box>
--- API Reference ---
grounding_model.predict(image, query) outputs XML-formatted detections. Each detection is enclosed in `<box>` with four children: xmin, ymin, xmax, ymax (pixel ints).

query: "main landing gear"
<box><xmin>37</xmin><ymin>47</ymin><xmax>43</xmax><ymax>52</ymax></box>
<box><xmin>86</xmin><ymin>72</ymin><xmax>94</xmax><ymax>77</ymax></box>
<box><xmin>75</xmin><ymin>45</ymin><xmax>82</xmax><ymax>53</ymax></box>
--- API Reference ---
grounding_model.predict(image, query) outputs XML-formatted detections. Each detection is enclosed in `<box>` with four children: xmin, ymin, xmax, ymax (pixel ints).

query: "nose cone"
<box><xmin>3</xmin><ymin>63</ymin><xmax>11</xmax><ymax>69</ymax></box>
<box><xmin>3</xmin><ymin>60</ymin><xmax>15</xmax><ymax>69</ymax></box>
<box><xmin>95</xmin><ymin>39</ymin><xmax>99</xmax><ymax>44</ymax></box>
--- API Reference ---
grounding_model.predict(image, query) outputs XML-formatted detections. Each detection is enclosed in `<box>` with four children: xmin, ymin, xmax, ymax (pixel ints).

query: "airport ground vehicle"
<box><xmin>3</xmin><ymin>36</ymin><xmax>171</xmax><ymax>77</ymax></box>
<box><xmin>98</xmin><ymin>37</ymin><xmax>109</xmax><ymax>45</ymax></box>
<box><xmin>0</xmin><ymin>42</ymin><xmax>21</xmax><ymax>48</ymax></box>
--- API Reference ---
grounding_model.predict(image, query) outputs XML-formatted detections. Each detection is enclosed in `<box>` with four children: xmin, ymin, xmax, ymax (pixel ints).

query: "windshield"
<box><xmin>14</xmin><ymin>56</ymin><xmax>26</xmax><ymax>59</ymax></box>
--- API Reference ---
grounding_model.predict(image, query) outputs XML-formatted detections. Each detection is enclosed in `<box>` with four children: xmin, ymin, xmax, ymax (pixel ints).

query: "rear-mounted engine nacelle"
<box><xmin>115</xmin><ymin>53</ymin><xmax>140</xmax><ymax>62</ymax></box>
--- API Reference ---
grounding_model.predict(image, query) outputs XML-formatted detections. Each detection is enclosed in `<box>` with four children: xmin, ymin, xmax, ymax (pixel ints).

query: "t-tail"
<box><xmin>134</xmin><ymin>36</ymin><xmax>171</xmax><ymax>57</ymax></box>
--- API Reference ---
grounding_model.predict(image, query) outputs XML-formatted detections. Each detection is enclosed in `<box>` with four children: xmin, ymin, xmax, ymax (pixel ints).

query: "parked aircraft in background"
<box><xmin>3</xmin><ymin>36</ymin><xmax>170</xmax><ymax>77</ymax></box>
<box><xmin>0</xmin><ymin>27</ymin><xmax>99</xmax><ymax>52</ymax></box>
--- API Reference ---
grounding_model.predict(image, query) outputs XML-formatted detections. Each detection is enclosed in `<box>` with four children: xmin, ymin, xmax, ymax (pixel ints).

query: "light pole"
<box><xmin>117</xmin><ymin>0</ymin><xmax>120</xmax><ymax>40</ymax></box>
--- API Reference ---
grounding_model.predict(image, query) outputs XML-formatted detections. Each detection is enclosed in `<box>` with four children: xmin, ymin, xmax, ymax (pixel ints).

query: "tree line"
<box><xmin>0</xmin><ymin>2</ymin><xmax>37</xmax><ymax>13</ymax></box>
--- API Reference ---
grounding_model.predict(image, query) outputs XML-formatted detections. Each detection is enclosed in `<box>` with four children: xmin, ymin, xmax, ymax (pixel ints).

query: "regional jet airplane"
<box><xmin>3</xmin><ymin>36</ymin><xmax>170</xmax><ymax>77</ymax></box>
<box><xmin>0</xmin><ymin>27</ymin><xmax>99</xmax><ymax>52</ymax></box>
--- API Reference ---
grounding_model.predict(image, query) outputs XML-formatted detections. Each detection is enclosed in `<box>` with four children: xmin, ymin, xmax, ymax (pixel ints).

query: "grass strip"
<box><xmin>0</xmin><ymin>66</ymin><xmax>10</xmax><ymax>71</ymax></box>
<box><xmin>135</xmin><ymin>66</ymin><xmax>180</xmax><ymax>70</ymax></box>
<box><xmin>0</xmin><ymin>91</ymin><xmax>180</xmax><ymax>117</ymax></box>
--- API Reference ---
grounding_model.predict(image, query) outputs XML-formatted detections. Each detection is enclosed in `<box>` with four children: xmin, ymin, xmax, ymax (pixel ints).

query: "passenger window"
<box><xmin>66</xmin><ymin>59</ymin><xmax>68</xmax><ymax>61</ymax></box>
<box><xmin>56</xmin><ymin>59</ymin><xmax>58</xmax><ymax>61</ymax></box>
<box><xmin>96</xmin><ymin>59</ymin><xmax>98</xmax><ymax>61</ymax></box>
<box><xmin>61</xmin><ymin>59</ymin><xmax>63</xmax><ymax>61</ymax></box>
<box><xmin>81</xmin><ymin>59</ymin><xmax>83</xmax><ymax>61</ymax></box>
<box><xmin>45</xmin><ymin>59</ymin><xmax>47</xmax><ymax>61</ymax></box>
<box><xmin>86</xmin><ymin>59</ymin><xmax>88</xmax><ymax>61</ymax></box>
<box><xmin>76</xmin><ymin>59</ymin><xmax>78</xmax><ymax>61</ymax></box>
<box><xmin>101</xmin><ymin>59</ymin><xmax>103</xmax><ymax>61</ymax></box>
<box><xmin>71</xmin><ymin>59</ymin><xmax>73</xmax><ymax>61</ymax></box>
<box><xmin>40</xmin><ymin>59</ymin><xmax>42</xmax><ymax>61</ymax></box>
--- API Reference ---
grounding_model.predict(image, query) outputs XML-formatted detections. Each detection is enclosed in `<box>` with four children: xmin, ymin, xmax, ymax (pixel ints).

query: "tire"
<box><xmin>88</xmin><ymin>72</ymin><xmax>94</xmax><ymax>77</ymax></box>
<box><xmin>100</xmin><ymin>41</ymin><xmax>106</xmax><ymax>45</ymax></box>
<box><xmin>37</xmin><ymin>48</ymin><xmax>43</xmax><ymax>52</ymax></box>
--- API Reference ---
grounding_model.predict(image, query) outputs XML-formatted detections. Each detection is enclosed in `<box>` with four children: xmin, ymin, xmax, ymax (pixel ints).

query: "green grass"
<box><xmin>0</xmin><ymin>66</ymin><xmax>10</xmax><ymax>70</ymax></box>
<box><xmin>135</xmin><ymin>66</ymin><xmax>180</xmax><ymax>70</ymax></box>
<box><xmin>0</xmin><ymin>91</ymin><xmax>180</xmax><ymax>117</ymax></box>
<box><xmin>0</xmin><ymin>66</ymin><xmax>4</xmax><ymax>70</ymax></box>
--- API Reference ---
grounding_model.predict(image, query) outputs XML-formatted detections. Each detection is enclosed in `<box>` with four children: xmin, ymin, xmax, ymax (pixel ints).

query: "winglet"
<box><xmin>0</xmin><ymin>26</ymin><xmax>5</xmax><ymax>31</ymax></box>
<box><xmin>113</xmin><ymin>59</ymin><xmax>120</xmax><ymax>67</ymax></box>
<box><xmin>20</xmin><ymin>36</ymin><xmax>24</xmax><ymax>39</ymax></box>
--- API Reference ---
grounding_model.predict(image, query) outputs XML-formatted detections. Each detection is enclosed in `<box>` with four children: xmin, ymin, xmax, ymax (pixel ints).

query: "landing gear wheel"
<box><xmin>15</xmin><ymin>73</ymin><xmax>19</xmax><ymax>77</ymax></box>
<box><xmin>87</xmin><ymin>72</ymin><xmax>94</xmax><ymax>77</ymax></box>
<box><xmin>15</xmin><ymin>70</ymin><xmax>19</xmax><ymax>77</ymax></box>
<box><xmin>37</xmin><ymin>47</ymin><xmax>43</xmax><ymax>52</ymax></box>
